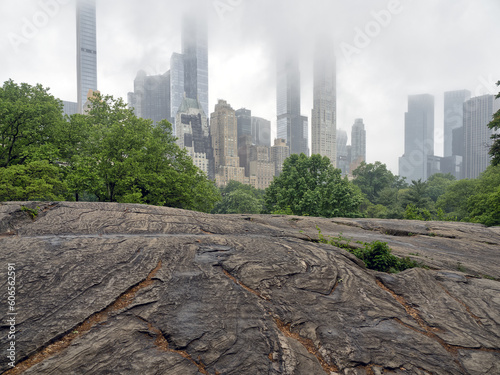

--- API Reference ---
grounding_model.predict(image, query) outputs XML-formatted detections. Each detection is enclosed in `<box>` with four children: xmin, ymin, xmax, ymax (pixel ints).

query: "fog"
<box><xmin>1</xmin><ymin>0</ymin><xmax>499</xmax><ymax>172</ymax></box>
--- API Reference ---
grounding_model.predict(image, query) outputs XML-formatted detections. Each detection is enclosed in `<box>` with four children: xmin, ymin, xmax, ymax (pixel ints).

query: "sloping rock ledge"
<box><xmin>0</xmin><ymin>201</ymin><xmax>499</xmax><ymax>375</ymax></box>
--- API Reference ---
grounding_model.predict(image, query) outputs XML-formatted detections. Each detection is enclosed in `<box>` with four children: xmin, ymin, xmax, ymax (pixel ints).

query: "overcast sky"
<box><xmin>1</xmin><ymin>0</ymin><xmax>499</xmax><ymax>173</ymax></box>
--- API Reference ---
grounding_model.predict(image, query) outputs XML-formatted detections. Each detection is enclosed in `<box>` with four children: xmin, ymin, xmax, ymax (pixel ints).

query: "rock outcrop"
<box><xmin>0</xmin><ymin>202</ymin><xmax>499</xmax><ymax>374</ymax></box>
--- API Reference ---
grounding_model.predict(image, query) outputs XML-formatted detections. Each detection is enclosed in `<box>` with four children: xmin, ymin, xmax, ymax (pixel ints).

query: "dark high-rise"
<box><xmin>76</xmin><ymin>0</ymin><xmax>97</xmax><ymax>114</ymax></box>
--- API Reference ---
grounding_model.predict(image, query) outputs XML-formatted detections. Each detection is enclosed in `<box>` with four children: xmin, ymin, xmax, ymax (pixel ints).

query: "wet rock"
<box><xmin>0</xmin><ymin>202</ymin><xmax>499</xmax><ymax>374</ymax></box>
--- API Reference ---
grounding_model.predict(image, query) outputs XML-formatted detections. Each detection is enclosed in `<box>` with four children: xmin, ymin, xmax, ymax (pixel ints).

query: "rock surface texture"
<box><xmin>0</xmin><ymin>202</ymin><xmax>499</xmax><ymax>375</ymax></box>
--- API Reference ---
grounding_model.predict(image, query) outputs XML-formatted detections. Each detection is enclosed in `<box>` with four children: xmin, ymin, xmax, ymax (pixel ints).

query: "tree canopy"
<box><xmin>352</xmin><ymin>161</ymin><xmax>406</xmax><ymax>203</ymax></box>
<box><xmin>264</xmin><ymin>154</ymin><xmax>362</xmax><ymax>218</ymax></box>
<box><xmin>0</xmin><ymin>80</ymin><xmax>220</xmax><ymax>212</ymax></box>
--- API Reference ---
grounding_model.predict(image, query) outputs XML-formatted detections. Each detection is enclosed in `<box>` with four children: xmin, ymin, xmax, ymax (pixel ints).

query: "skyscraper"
<box><xmin>351</xmin><ymin>118</ymin><xmax>366</xmax><ymax>170</ymax></box>
<box><xmin>444</xmin><ymin>90</ymin><xmax>471</xmax><ymax>157</ymax></box>
<box><xmin>271</xmin><ymin>138</ymin><xmax>290</xmax><ymax>176</ymax></box>
<box><xmin>336</xmin><ymin>129</ymin><xmax>349</xmax><ymax>175</ymax></box>
<box><xmin>182</xmin><ymin>14</ymin><xmax>209</xmax><ymax>117</ymax></box>
<box><xmin>399</xmin><ymin>94</ymin><xmax>435</xmax><ymax>182</ymax></box>
<box><xmin>128</xmin><ymin>70</ymin><xmax>170</xmax><ymax>124</ymax></box>
<box><xmin>211</xmin><ymin>100</ymin><xmax>247</xmax><ymax>186</ymax></box>
<box><xmin>276</xmin><ymin>52</ymin><xmax>308</xmax><ymax>156</ymax></box>
<box><xmin>76</xmin><ymin>0</ymin><xmax>97</xmax><ymax>114</ymax></box>
<box><xmin>170</xmin><ymin>52</ymin><xmax>185</xmax><ymax>127</ymax></box>
<box><xmin>463</xmin><ymin>94</ymin><xmax>499</xmax><ymax>179</ymax></box>
<box><xmin>236</xmin><ymin>108</ymin><xmax>252</xmax><ymax>145</ymax></box>
<box><xmin>251</xmin><ymin>117</ymin><xmax>271</xmax><ymax>147</ymax></box>
<box><xmin>311</xmin><ymin>37</ymin><xmax>336</xmax><ymax>165</ymax></box>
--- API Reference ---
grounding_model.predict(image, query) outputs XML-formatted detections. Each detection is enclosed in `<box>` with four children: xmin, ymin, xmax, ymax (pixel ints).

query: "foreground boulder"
<box><xmin>0</xmin><ymin>202</ymin><xmax>499</xmax><ymax>375</ymax></box>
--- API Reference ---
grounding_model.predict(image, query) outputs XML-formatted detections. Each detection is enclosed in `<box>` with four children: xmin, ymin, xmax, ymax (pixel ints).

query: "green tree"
<box><xmin>488</xmin><ymin>80</ymin><xmax>500</xmax><ymax>166</ymax></box>
<box><xmin>426</xmin><ymin>173</ymin><xmax>456</xmax><ymax>202</ymax></box>
<box><xmin>0</xmin><ymin>160</ymin><xmax>67</xmax><ymax>201</ymax></box>
<box><xmin>436</xmin><ymin>179</ymin><xmax>478</xmax><ymax>220</ymax></box>
<box><xmin>401</xmin><ymin>179</ymin><xmax>433</xmax><ymax>210</ymax></box>
<box><xmin>467</xmin><ymin>165</ymin><xmax>500</xmax><ymax>226</ymax></box>
<box><xmin>212</xmin><ymin>180</ymin><xmax>264</xmax><ymax>214</ymax></box>
<box><xmin>66</xmin><ymin>94</ymin><xmax>220</xmax><ymax>212</ymax></box>
<box><xmin>264</xmin><ymin>154</ymin><xmax>363</xmax><ymax>218</ymax></box>
<box><xmin>0</xmin><ymin>80</ymin><xmax>64</xmax><ymax>167</ymax></box>
<box><xmin>352</xmin><ymin>161</ymin><xmax>402</xmax><ymax>203</ymax></box>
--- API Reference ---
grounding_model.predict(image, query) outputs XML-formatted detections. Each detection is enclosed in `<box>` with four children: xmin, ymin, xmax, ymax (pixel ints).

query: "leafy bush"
<box><xmin>317</xmin><ymin>227</ymin><xmax>420</xmax><ymax>273</ymax></box>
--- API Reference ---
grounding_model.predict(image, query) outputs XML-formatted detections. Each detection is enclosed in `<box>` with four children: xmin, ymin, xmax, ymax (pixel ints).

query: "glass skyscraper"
<box><xmin>76</xmin><ymin>0</ymin><xmax>97</xmax><ymax>114</ymax></box>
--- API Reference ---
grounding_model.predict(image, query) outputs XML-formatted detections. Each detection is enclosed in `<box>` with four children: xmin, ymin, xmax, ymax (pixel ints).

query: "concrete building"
<box><xmin>276</xmin><ymin>52</ymin><xmax>308</xmax><ymax>156</ymax></box>
<box><xmin>351</xmin><ymin>118</ymin><xmax>366</xmax><ymax>172</ymax></box>
<box><xmin>271</xmin><ymin>138</ymin><xmax>290</xmax><ymax>176</ymax></box>
<box><xmin>175</xmin><ymin>97</ymin><xmax>212</xmax><ymax>177</ymax></box>
<box><xmin>463</xmin><ymin>94</ymin><xmax>499</xmax><ymax>179</ymax></box>
<box><xmin>128</xmin><ymin>70</ymin><xmax>170</xmax><ymax>124</ymax></box>
<box><xmin>311</xmin><ymin>37</ymin><xmax>336</xmax><ymax>165</ymax></box>
<box><xmin>251</xmin><ymin>116</ymin><xmax>271</xmax><ymax>147</ymax></box>
<box><xmin>76</xmin><ymin>0</ymin><xmax>97</xmax><ymax>114</ymax></box>
<box><xmin>444</xmin><ymin>90</ymin><xmax>471</xmax><ymax>158</ymax></box>
<box><xmin>211</xmin><ymin>100</ymin><xmax>247</xmax><ymax>187</ymax></box>
<box><xmin>399</xmin><ymin>94</ymin><xmax>435</xmax><ymax>182</ymax></box>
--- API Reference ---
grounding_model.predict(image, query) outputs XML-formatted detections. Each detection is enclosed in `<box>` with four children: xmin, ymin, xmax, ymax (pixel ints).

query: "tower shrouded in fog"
<box><xmin>76</xmin><ymin>0</ymin><xmax>98</xmax><ymax>114</ymax></box>
<box><xmin>399</xmin><ymin>94</ymin><xmax>435</xmax><ymax>181</ymax></box>
<box><xmin>311</xmin><ymin>36</ymin><xmax>337</xmax><ymax>165</ymax></box>
<box><xmin>276</xmin><ymin>51</ymin><xmax>308</xmax><ymax>156</ymax></box>
<box><xmin>182</xmin><ymin>14</ymin><xmax>209</xmax><ymax>118</ymax></box>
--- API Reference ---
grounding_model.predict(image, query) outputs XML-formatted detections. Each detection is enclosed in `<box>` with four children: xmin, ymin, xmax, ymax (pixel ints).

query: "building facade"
<box><xmin>444</xmin><ymin>90</ymin><xmax>471</xmax><ymax>158</ymax></box>
<box><xmin>276</xmin><ymin>52</ymin><xmax>308</xmax><ymax>156</ymax></box>
<box><xmin>236</xmin><ymin>108</ymin><xmax>252</xmax><ymax>147</ymax></box>
<box><xmin>311</xmin><ymin>38</ymin><xmax>336</xmax><ymax>165</ymax></box>
<box><xmin>463</xmin><ymin>94</ymin><xmax>498</xmax><ymax>179</ymax></box>
<box><xmin>76</xmin><ymin>0</ymin><xmax>97</xmax><ymax>114</ymax></box>
<box><xmin>399</xmin><ymin>94</ymin><xmax>435</xmax><ymax>182</ymax></box>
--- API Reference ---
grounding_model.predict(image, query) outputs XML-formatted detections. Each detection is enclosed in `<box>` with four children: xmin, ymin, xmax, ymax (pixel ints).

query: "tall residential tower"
<box><xmin>444</xmin><ymin>90</ymin><xmax>471</xmax><ymax>157</ymax></box>
<box><xmin>399</xmin><ymin>94</ymin><xmax>435</xmax><ymax>181</ymax></box>
<box><xmin>463</xmin><ymin>94</ymin><xmax>499</xmax><ymax>179</ymax></box>
<box><xmin>311</xmin><ymin>38</ymin><xmax>336</xmax><ymax>165</ymax></box>
<box><xmin>276</xmin><ymin>52</ymin><xmax>308</xmax><ymax>156</ymax></box>
<box><xmin>182</xmin><ymin>14</ymin><xmax>209</xmax><ymax>117</ymax></box>
<box><xmin>76</xmin><ymin>0</ymin><xmax>97</xmax><ymax>114</ymax></box>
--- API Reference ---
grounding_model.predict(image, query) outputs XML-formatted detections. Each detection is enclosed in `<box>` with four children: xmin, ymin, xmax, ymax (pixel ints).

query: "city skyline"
<box><xmin>2</xmin><ymin>0</ymin><xmax>500</xmax><ymax>173</ymax></box>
